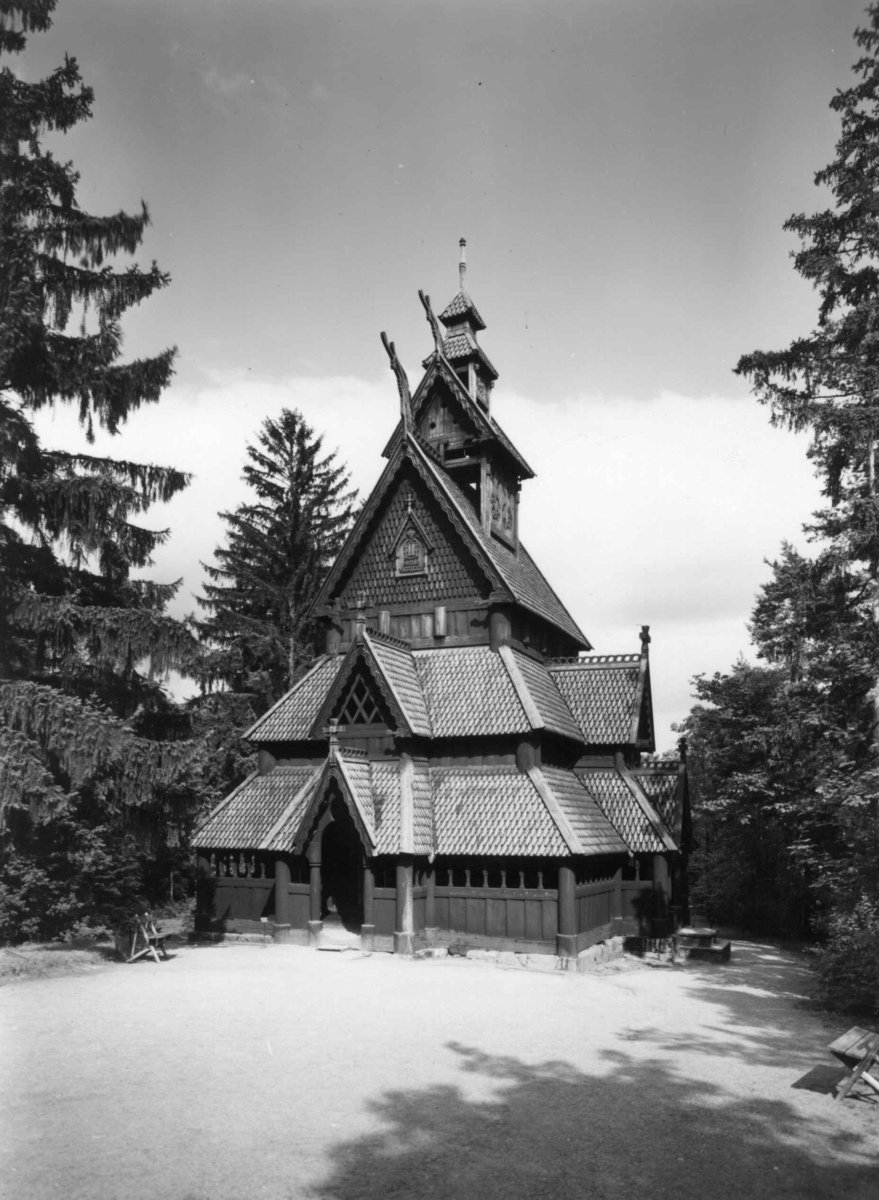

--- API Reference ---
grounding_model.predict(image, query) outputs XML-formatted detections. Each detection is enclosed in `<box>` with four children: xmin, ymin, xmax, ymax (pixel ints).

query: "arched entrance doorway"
<box><xmin>319</xmin><ymin>793</ymin><xmax>365</xmax><ymax>933</ymax></box>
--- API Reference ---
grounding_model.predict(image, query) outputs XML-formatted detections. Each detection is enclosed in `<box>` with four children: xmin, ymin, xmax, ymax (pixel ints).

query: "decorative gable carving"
<box><xmin>489</xmin><ymin>468</ymin><xmax>517</xmax><ymax>548</ymax></box>
<box><xmin>388</xmin><ymin>493</ymin><xmax>434</xmax><ymax>579</ymax></box>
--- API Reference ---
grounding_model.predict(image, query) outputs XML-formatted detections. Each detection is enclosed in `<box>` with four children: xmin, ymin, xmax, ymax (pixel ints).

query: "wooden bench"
<box><xmin>122</xmin><ymin>914</ymin><xmax>170</xmax><ymax>965</ymax></box>
<box><xmin>828</xmin><ymin>1026</ymin><xmax>879</xmax><ymax>1101</ymax></box>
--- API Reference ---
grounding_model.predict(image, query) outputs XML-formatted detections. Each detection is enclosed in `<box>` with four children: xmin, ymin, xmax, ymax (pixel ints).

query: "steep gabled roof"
<box><xmin>244</xmin><ymin>657</ymin><xmax>340</xmax><ymax>743</ymax></box>
<box><xmin>366</xmin><ymin>630</ymin><xmax>432</xmax><ymax>736</ymax></box>
<box><xmin>549</xmin><ymin>651</ymin><xmax>652</xmax><ymax>746</ymax></box>
<box><xmin>383</xmin><ymin>354</ymin><xmax>533</xmax><ymax>478</ymax></box>
<box><xmin>307</xmin><ymin>630</ymin><xmax>432</xmax><ymax>737</ymax></box>
<box><xmin>412</xmin><ymin>440</ymin><xmax>590</xmax><ymax>648</ymax></box>
<box><xmin>193</xmin><ymin>766</ymin><xmax>319</xmax><ymax>850</ymax></box>
<box><xmin>292</xmin><ymin>747</ymin><xmax>377</xmax><ymax>855</ymax></box>
<box><xmin>308</xmin><ymin>436</ymin><xmax>506</xmax><ymax>618</ymax></box>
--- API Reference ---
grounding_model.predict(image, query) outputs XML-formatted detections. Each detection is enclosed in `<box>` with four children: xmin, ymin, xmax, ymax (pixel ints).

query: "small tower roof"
<box><xmin>439</xmin><ymin>238</ymin><xmax>487</xmax><ymax>330</ymax></box>
<box><xmin>440</xmin><ymin>291</ymin><xmax>487</xmax><ymax>331</ymax></box>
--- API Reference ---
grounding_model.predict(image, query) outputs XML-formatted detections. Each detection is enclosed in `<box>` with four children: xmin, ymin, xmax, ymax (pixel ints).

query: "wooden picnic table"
<box><xmin>828</xmin><ymin>1026</ymin><xmax>879</xmax><ymax>1102</ymax></box>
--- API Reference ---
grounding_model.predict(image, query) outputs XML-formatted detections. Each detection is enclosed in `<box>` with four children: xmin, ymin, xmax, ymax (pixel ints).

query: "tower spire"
<box><xmin>459</xmin><ymin>237</ymin><xmax>467</xmax><ymax>291</ymax></box>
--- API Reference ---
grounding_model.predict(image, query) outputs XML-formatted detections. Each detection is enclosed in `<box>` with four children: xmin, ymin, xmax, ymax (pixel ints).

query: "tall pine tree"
<box><xmin>0</xmin><ymin>1</ymin><xmax>203</xmax><ymax>939</ymax></box>
<box><xmin>680</xmin><ymin>3</ymin><xmax>879</xmax><ymax>1004</ymax></box>
<box><xmin>197</xmin><ymin>409</ymin><xmax>356</xmax><ymax>714</ymax></box>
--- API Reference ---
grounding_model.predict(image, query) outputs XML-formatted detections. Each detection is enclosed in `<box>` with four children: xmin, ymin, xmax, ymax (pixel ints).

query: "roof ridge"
<box><xmin>431</xmin><ymin>763</ymin><xmax>520</xmax><ymax>774</ymax></box>
<box><xmin>549</xmin><ymin>653</ymin><xmax>640</xmax><ymax>668</ymax></box>
<box><xmin>364</xmin><ymin>626</ymin><xmax>413</xmax><ymax>652</ymax></box>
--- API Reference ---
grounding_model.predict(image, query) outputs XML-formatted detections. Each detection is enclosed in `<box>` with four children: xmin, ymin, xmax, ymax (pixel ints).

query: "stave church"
<box><xmin>194</xmin><ymin>242</ymin><xmax>691</xmax><ymax>960</ymax></box>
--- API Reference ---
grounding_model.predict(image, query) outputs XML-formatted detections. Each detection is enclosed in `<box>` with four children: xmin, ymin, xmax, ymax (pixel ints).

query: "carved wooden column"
<box><xmin>308</xmin><ymin>840</ymin><xmax>322</xmax><ymax>947</ymax></box>
<box><xmin>273</xmin><ymin>857</ymin><xmax>292</xmax><ymax>943</ymax></box>
<box><xmin>557</xmin><ymin>863</ymin><xmax>577</xmax><ymax>962</ymax></box>
<box><xmin>394</xmin><ymin>856</ymin><xmax>415</xmax><ymax>956</ymax></box>
<box><xmin>361</xmin><ymin>862</ymin><xmax>375</xmax><ymax>952</ymax></box>
<box><xmin>424</xmin><ymin>863</ymin><xmax>437</xmax><ymax>946</ymax></box>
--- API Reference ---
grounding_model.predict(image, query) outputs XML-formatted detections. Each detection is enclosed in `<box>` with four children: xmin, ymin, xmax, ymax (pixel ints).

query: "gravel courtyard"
<box><xmin>1</xmin><ymin>940</ymin><xmax>876</xmax><ymax>1200</ymax></box>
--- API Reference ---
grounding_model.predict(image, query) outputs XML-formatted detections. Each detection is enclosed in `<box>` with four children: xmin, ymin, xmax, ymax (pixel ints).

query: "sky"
<box><xmin>21</xmin><ymin>0</ymin><xmax>872</xmax><ymax>749</ymax></box>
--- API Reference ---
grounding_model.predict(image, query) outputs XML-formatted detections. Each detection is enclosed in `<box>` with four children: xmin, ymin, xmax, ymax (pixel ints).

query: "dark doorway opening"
<box><xmin>321</xmin><ymin>794</ymin><xmax>364</xmax><ymax>932</ymax></box>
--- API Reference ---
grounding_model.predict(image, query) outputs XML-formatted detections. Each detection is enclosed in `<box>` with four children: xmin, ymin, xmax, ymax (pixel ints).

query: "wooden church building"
<box><xmin>194</xmin><ymin>243</ymin><xmax>690</xmax><ymax>959</ymax></box>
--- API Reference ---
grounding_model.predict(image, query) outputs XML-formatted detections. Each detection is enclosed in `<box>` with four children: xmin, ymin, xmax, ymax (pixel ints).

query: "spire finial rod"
<box><xmin>459</xmin><ymin>237</ymin><xmax>467</xmax><ymax>291</ymax></box>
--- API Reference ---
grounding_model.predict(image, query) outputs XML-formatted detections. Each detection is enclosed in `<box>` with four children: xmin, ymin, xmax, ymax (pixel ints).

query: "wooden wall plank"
<box><xmin>486</xmin><ymin>898</ymin><xmax>507</xmax><ymax>939</ymax></box>
<box><xmin>465</xmin><ymin>898</ymin><xmax>487</xmax><ymax>936</ymax></box>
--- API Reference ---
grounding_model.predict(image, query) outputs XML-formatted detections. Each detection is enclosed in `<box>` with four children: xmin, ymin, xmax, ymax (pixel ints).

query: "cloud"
<box><xmin>30</xmin><ymin>377</ymin><xmax>822</xmax><ymax>750</ymax></box>
<box><xmin>202</xmin><ymin>65</ymin><xmax>253</xmax><ymax>100</ymax></box>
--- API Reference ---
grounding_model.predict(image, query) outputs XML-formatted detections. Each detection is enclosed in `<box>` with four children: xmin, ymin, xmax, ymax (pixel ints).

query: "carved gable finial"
<box><xmin>418</xmin><ymin>289</ymin><xmax>445</xmax><ymax>357</ymax></box>
<box><xmin>380</xmin><ymin>331</ymin><xmax>413</xmax><ymax>434</ymax></box>
<box><xmin>459</xmin><ymin>237</ymin><xmax>467</xmax><ymax>291</ymax></box>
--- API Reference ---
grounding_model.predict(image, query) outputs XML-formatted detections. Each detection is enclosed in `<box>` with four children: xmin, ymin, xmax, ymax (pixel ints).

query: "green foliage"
<box><xmin>813</xmin><ymin>895</ymin><xmax>879</xmax><ymax>1016</ymax></box>
<box><xmin>0</xmin><ymin>819</ymin><xmax>146</xmax><ymax>943</ymax></box>
<box><xmin>682</xmin><ymin>660</ymin><xmax>815</xmax><ymax>936</ymax></box>
<box><xmin>685</xmin><ymin>7</ymin><xmax>879</xmax><ymax>982</ymax></box>
<box><xmin>196</xmin><ymin>408</ymin><xmax>356</xmax><ymax>712</ymax></box>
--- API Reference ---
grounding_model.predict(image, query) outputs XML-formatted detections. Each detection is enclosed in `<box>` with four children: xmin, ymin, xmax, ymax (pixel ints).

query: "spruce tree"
<box><xmin>0</xmin><ymin>1</ymin><xmax>203</xmax><ymax>939</ymax></box>
<box><xmin>197</xmin><ymin>409</ymin><xmax>356</xmax><ymax>713</ymax></box>
<box><xmin>689</xmin><ymin>4</ymin><xmax>879</xmax><ymax>992</ymax></box>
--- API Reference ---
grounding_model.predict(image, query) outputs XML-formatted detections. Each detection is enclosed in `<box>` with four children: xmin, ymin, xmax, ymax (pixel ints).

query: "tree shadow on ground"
<box><xmin>310</xmin><ymin>1041</ymin><xmax>876</xmax><ymax>1200</ymax></box>
<box><xmin>616</xmin><ymin>943</ymin><xmax>851</xmax><ymax>1073</ymax></box>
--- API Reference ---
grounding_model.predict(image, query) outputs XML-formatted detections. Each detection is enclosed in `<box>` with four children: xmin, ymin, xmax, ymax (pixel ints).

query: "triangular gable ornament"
<box><xmin>387</xmin><ymin>489</ymin><xmax>435</xmax><ymax>579</ymax></box>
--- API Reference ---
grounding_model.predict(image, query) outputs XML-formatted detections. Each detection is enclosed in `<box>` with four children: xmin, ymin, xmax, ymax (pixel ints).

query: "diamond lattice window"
<box><xmin>336</xmin><ymin>673</ymin><xmax>382</xmax><ymax>725</ymax></box>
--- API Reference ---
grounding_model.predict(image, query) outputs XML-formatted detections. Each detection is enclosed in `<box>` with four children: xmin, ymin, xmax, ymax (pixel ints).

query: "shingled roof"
<box><xmin>549</xmin><ymin>653</ymin><xmax>648</xmax><ymax>744</ymax></box>
<box><xmin>431</xmin><ymin>766</ymin><xmax>568</xmax><ymax>856</ymax></box>
<box><xmin>631</xmin><ymin>759</ymin><xmax>684</xmax><ymax>839</ymax></box>
<box><xmin>244</xmin><ymin>657</ymin><xmax>340</xmax><ymax>742</ymax></box>
<box><xmin>537</xmin><ymin>765</ymin><xmax>629</xmax><ymax>856</ymax></box>
<box><xmin>366</xmin><ymin>630</ymin><xmax>432</xmax><ymax>735</ymax></box>
<box><xmin>577</xmin><ymin>763</ymin><xmax>677</xmax><ymax>854</ymax></box>
<box><xmin>439</xmin><ymin>289</ymin><xmax>486</xmax><ymax>329</ymax></box>
<box><xmin>194</xmin><ymin>766</ymin><xmax>319</xmax><ymax>850</ymax></box>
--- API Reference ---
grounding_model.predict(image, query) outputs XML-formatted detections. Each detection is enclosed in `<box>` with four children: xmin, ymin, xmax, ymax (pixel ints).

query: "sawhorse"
<box><xmin>124</xmin><ymin>914</ymin><xmax>169</xmax><ymax>964</ymax></box>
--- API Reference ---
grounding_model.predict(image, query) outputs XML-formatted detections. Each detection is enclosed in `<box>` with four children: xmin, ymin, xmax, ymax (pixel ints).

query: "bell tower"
<box><xmin>413</xmin><ymin>240</ymin><xmax>529</xmax><ymax>551</ymax></box>
<box><xmin>438</xmin><ymin>238</ymin><xmax>498</xmax><ymax>414</ymax></box>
